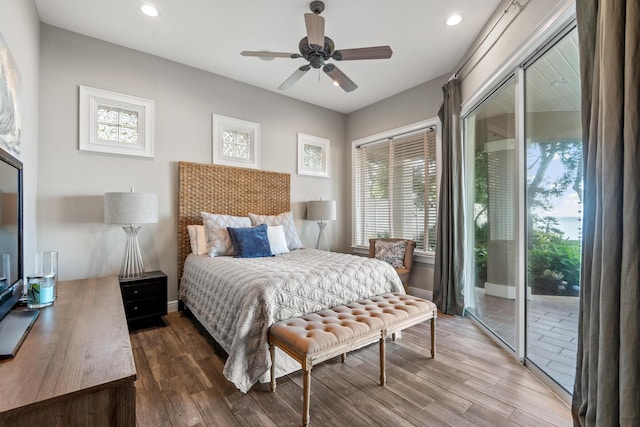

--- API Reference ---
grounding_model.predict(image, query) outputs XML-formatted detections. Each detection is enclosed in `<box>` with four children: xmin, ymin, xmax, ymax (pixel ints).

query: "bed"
<box><xmin>177</xmin><ymin>161</ymin><xmax>404</xmax><ymax>392</ymax></box>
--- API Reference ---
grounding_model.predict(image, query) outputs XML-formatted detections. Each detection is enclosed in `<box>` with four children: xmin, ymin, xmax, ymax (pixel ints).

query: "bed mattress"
<box><xmin>179</xmin><ymin>248</ymin><xmax>404</xmax><ymax>392</ymax></box>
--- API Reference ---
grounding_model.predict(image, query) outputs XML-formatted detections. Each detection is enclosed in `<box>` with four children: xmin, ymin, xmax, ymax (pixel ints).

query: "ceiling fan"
<box><xmin>240</xmin><ymin>1</ymin><xmax>392</xmax><ymax>93</ymax></box>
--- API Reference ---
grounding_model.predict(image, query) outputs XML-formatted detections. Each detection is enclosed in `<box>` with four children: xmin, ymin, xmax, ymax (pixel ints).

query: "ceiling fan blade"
<box><xmin>241</xmin><ymin>51</ymin><xmax>299</xmax><ymax>58</ymax></box>
<box><xmin>332</xmin><ymin>46</ymin><xmax>393</xmax><ymax>61</ymax></box>
<box><xmin>323</xmin><ymin>64</ymin><xmax>358</xmax><ymax>92</ymax></box>
<box><xmin>304</xmin><ymin>13</ymin><xmax>325</xmax><ymax>47</ymax></box>
<box><xmin>278</xmin><ymin>65</ymin><xmax>311</xmax><ymax>90</ymax></box>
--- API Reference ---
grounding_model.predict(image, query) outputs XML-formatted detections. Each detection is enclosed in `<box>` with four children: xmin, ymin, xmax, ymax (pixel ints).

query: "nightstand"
<box><xmin>118</xmin><ymin>270</ymin><xmax>167</xmax><ymax>327</ymax></box>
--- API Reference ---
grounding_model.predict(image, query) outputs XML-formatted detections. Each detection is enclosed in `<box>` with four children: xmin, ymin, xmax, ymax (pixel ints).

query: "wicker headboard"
<box><xmin>177</xmin><ymin>161</ymin><xmax>290</xmax><ymax>281</ymax></box>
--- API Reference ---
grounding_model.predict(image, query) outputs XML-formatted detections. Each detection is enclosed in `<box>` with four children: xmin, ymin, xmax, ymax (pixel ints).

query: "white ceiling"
<box><xmin>34</xmin><ymin>0</ymin><xmax>502</xmax><ymax>114</ymax></box>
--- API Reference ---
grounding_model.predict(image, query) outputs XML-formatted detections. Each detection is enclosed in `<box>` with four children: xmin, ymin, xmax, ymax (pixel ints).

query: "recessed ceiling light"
<box><xmin>140</xmin><ymin>4</ymin><xmax>159</xmax><ymax>17</ymax></box>
<box><xmin>445</xmin><ymin>15</ymin><xmax>462</xmax><ymax>26</ymax></box>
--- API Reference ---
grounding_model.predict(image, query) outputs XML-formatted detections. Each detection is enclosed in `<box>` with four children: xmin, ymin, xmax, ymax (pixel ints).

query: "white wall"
<box><xmin>38</xmin><ymin>24</ymin><xmax>347</xmax><ymax>301</ymax></box>
<box><xmin>0</xmin><ymin>0</ymin><xmax>40</xmax><ymax>278</ymax></box>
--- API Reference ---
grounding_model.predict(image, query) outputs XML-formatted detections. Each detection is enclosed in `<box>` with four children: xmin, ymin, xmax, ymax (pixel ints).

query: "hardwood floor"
<box><xmin>130</xmin><ymin>311</ymin><xmax>572</xmax><ymax>426</ymax></box>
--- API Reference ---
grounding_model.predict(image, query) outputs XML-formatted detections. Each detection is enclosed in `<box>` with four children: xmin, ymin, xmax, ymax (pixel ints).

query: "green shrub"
<box><xmin>528</xmin><ymin>230</ymin><xmax>580</xmax><ymax>295</ymax></box>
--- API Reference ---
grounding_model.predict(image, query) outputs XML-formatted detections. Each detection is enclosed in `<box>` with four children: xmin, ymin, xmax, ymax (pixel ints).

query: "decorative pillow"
<box><xmin>374</xmin><ymin>240</ymin><xmax>407</xmax><ymax>269</ymax></box>
<box><xmin>248</xmin><ymin>211</ymin><xmax>303</xmax><ymax>250</ymax></box>
<box><xmin>187</xmin><ymin>224</ymin><xmax>208</xmax><ymax>256</ymax></box>
<box><xmin>267</xmin><ymin>225</ymin><xmax>289</xmax><ymax>255</ymax></box>
<box><xmin>226</xmin><ymin>224</ymin><xmax>272</xmax><ymax>258</ymax></box>
<box><xmin>201</xmin><ymin>212</ymin><xmax>251</xmax><ymax>256</ymax></box>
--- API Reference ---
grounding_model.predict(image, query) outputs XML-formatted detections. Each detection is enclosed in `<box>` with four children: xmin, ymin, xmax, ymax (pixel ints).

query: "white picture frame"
<box><xmin>298</xmin><ymin>133</ymin><xmax>330</xmax><ymax>178</ymax></box>
<box><xmin>79</xmin><ymin>86</ymin><xmax>154</xmax><ymax>158</ymax></box>
<box><xmin>212</xmin><ymin>114</ymin><xmax>260</xmax><ymax>169</ymax></box>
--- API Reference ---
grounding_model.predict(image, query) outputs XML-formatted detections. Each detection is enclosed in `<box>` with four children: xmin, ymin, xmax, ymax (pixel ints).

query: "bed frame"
<box><xmin>177</xmin><ymin>161</ymin><xmax>291</xmax><ymax>282</ymax></box>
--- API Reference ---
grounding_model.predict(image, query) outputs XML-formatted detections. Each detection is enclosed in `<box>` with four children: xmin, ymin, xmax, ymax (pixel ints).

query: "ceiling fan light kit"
<box><xmin>240</xmin><ymin>1</ymin><xmax>392</xmax><ymax>92</ymax></box>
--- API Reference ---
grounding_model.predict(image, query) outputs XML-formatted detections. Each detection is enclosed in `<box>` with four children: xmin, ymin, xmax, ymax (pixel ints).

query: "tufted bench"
<box><xmin>268</xmin><ymin>293</ymin><xmax>437</xmax><ymax>427</ymax></box>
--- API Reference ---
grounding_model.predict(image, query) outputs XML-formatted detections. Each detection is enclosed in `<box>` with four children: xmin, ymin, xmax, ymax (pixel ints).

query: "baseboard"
<box><xmin>484</xmin><ymin>282</ymin><xmax>516</xmax><ymax>299</ymax></box>
<box><xmin>408</xmin><ymin>287</ymin><xmax>433</xmax><ymax>301</ymax></box>
<box><xmin>167</xmin><ymin>300</ymin><xmax>179</xmax><ymax>313</ymax></box>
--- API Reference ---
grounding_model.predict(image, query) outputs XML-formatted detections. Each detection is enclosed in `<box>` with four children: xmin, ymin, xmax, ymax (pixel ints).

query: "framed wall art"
<box><xmin>79</xmin><ymin>86</ymin><xmax>155</xmax><ymax>158</ymax></box>
<box><xmin>298</xmin><ymin>133</ymin><xmax>329</xmax><ymax>178</ymax></box>
<box><xmin>212</xmin><ymin>114</ymin><xmax>260</xmax><ymax>169</ymax></box>
<box><xmin>0</xmin><ymin>31</ymin><xmax>21</xmax><ymax>156</ymax></box>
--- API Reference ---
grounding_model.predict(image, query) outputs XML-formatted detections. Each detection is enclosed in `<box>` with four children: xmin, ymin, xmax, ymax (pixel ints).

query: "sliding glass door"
<box><xmin>466</xmin><ymin>78</ymin><xmax>517</xmax><ymax>349</ymax></box>
<box><xmin>524</xmin><ymin>28</ymin><xmax>581</xmax><ymax>393</ymax></box>
<box><xmin>464</xmin><ymin>26</ymin><xmax>581</xmax><ymax>394</ymax></box>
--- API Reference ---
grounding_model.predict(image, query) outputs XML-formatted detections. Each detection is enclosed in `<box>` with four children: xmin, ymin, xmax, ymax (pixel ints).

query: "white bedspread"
<box><xmin>179</xmin><ymin>248</ymin><xmax>404</xmax><ymax>392</ymax></box>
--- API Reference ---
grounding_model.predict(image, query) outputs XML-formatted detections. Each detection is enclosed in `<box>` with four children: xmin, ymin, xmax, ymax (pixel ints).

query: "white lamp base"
<box><xmin>315</xmin><ymin>221</ymin><xmax>330</xmax><ymax>251</ymax></box>
<box><xmin>120</xmin><ymin>225</ymin><xmax>145</xmax><ymax>279</ymax></box>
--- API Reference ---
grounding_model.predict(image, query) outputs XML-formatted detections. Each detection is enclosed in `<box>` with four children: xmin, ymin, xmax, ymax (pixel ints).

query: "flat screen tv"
<box><xmin>0</xmin><ymin>145</ymin><xmax>23</xmax><ymax>319</ymax></box>
<box><xmin>0</xmin><ymin>145</ymin><xmax>37</xmax><ymax>358</ymax></box>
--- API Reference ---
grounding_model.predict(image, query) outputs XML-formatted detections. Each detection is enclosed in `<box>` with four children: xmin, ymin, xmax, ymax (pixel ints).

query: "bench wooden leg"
<box><xmin>431</xmin><ymin>317</ymin><xmax>436</xmax><ymax>358</ymax></box>
<box><xmin>269</xmin><ymin>344</ymin><xmax>276</xmax><ymax>392</ymax></box>
<box><xmin>379</xmin><ymin>335</ymin><xmax>386</xmax><ymax>386</ymax></box>
<box><xmin>303</xmin><ymin>364</ymin><xmax>312</xmax><ymax>427</ymax></box>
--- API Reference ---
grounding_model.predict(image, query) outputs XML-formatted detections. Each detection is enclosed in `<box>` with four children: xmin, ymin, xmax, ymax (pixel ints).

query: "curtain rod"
<box><xmin>356</xmin><ymin>126</ymin><xmax>435</xmax><ymax>149</ymax></box>
<box><xmin>452</xmin><ymin>0</ymin><xmax>520</xmax><ymax>80</ymax></box>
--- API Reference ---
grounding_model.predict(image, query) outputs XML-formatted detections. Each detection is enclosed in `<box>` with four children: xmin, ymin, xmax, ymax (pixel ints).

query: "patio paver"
<box><xmin>468</xmin><ymin>289</ymin><xmax>579</xmax><ymax>392</ymax></box>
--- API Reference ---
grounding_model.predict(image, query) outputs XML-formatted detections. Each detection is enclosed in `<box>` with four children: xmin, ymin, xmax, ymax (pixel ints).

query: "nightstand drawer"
<box><xmin>121</xmin><ymin>281</ymin><xmax>164</xmax><ymax>301</ymax></box>
<box><xmin>124</xmin><ymin>297</ymin><xmax>165</xmax><ymax>319</ymax></box>
<box><xmin>118</xmin><ymin>270</ymin><xmax>168</xmax><ymax>326</ymax></box>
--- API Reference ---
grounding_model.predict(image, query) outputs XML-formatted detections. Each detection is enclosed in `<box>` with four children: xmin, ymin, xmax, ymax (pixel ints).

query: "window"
<box><xmin>222</xmin><ymin>129</ymin><xmax>251</xmax><ymax>160</ymax></box>
<box><xmin>354</xmin><ymin>125</ymin><xmax>438</xmax><ymax>253</ymax></box>
<box><xmin>96</xmin><ymin>106</ymin><xmax>139</xmax><ymax>144</ymax></box>
<box><xmin>79</xmin><ymin>86</ymin><xmax>154</xmax><ymax>158</ymax></box>
<box><xmin>212</xmin><ymin>114</ymin><xmax>260</xmax><ymax>169</ymax></box>
<box><xmin>297</xmin><ymin>133</ymin><xmax>330</xmax><ymax>178</ymax></box>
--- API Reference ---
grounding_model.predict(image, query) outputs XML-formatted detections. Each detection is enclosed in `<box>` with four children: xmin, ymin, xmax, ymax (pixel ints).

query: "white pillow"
<box><xmin>248</xmin><ymin>211</ymin><xmax>303</xmax><ymax>250</ymax></box>
<box><xmin>267</xmin><ymin>225</ymin><xmax>289</xmax><ymax>255</ymax></box>
<box><xmin>187</xmin><ymin>225</ymin><xmax>208</xmax><ymax>256</ymax></box>
<box><xmin>201</xmin><ymin>212</ymin><xmax>251</xmax><ymax>256</ymax></box>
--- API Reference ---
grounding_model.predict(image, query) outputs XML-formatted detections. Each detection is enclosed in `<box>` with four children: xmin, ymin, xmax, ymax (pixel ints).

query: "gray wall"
<box><xmin>342</xmin><ymin>0</ymin><xmax>572</xmax><ymax>296</ymax></box>
<box><xmin>30</xmin><ymin>0</ymin><xmax>571</xmax><ymax>304</ymax></box>
<box><xmin>347</xmin><ymin>75</ymin><xmax>449</xmax><ymax>141</ymax></box>
<box><xmin>345</xmin><ymin>75</ymin><xmax>450</xmax><ymax>295</ymax></box>
<box><xmin>0</xmin><ymin>0</ymin><xmax>40</xmax><ymax>277</ymax></box>
<box><xmin>38</xmin><ymin>25</ymin><xmax>347</xmax><ymax>301</ymax></box>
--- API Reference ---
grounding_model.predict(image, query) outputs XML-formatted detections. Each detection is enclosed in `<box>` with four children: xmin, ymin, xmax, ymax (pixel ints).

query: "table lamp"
<box><xmin>104</xmin><ymin>188</ymin><xmax>158</xmax><ymax>278</ymax></box>
<box><xmin>307</xmin><ymin>199</ymin><xmax>336</xmax><ymax>251</ymax></box>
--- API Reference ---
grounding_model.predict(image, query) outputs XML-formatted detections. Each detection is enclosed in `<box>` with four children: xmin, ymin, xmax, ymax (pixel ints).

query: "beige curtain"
<box><xmin>573</xmin><ymin>1</ymin><xmax>640</xmax><ymax>425</ymax></box>
<box><xmin>434</xmin><ymin>78</ymin><xmax>465</xmax><ymax>315</ymax></box>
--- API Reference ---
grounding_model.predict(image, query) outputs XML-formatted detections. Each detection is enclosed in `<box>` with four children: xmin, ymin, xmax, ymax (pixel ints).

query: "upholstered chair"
<box><xmin>368</xmin><ymin>238</ymin><xmax>416</xmax><ymax>293</ymax></box>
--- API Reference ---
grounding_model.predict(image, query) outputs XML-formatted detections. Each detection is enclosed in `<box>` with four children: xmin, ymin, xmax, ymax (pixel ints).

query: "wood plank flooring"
<box><xmin>130</xmin><ymin>311</ymin><xmax>572</xmax><ymax>426</ymax></box>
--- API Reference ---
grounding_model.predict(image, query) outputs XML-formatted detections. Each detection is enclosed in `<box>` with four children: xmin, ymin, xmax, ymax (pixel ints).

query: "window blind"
<box><xmin>355</xmin><ymin>127</ymin><xmax>437</xmax><ymax>252</ymax></box>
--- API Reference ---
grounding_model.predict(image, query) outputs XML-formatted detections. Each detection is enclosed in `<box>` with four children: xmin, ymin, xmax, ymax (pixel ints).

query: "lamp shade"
<box><xmin>307</xmin><ymin>200</ymin><xmax>336</xmax><ymax>221</ymax></box>
<box><xmin>104</xmin><ymin>192</ymin><xmax>158</xmax><ymax>224</ymax></box>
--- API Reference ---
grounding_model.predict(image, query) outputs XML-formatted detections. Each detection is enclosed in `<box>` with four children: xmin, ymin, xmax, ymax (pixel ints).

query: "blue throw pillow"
<box><xmin>226</xmin><ymin>224</ymin><xmax>273</xmax><ymax>258</ymax></box>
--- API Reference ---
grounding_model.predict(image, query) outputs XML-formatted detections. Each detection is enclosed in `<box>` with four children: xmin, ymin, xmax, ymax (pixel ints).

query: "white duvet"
<box><xmin>178</xmin><ymin>248</ymin><xmax>404</xmax><ymax>392</ymax></box>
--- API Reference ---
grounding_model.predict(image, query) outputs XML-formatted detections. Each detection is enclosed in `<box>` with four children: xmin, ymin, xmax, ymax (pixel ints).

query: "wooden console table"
<box><xmin>0</xmin><ymin>276</ymin><xmax>137</xmax><ymax>426</ymax></box>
